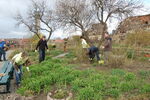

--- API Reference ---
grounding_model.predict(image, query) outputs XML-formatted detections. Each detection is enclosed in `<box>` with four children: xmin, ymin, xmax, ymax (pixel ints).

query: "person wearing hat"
<box><xmin>35</xmin><ymin>36</ymin><xmax>49</xmax><ymax>63</ymax></box>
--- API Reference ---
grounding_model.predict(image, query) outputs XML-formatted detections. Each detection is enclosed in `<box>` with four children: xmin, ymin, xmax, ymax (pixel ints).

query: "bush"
<box><xmin>126</xmin><ymin>49</ymin><xmax>136</xmax><ymax>59</ymax></box>
<box><xmin>71</xmin><ymin>36</ymin><xmax>89</xmax><ymax>63</ymax></box>
<box><xmin>107</xmin><ymin>54</ymin><xmax>126</xmax><ymax>68</ymax></box>
<box><xmin>125</xmin><ymin>30</ymin><xmax>150</xmax><ymax>47</ymax></box>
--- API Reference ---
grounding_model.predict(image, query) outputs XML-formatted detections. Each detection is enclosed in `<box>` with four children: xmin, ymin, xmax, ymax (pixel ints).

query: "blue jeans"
<box><xmin>39</xmin><ymin>49</ymin><xmax>45</xmax><ymax>63</ymax></box>
<box><xmin>0</xmin><ymin>48</ymin><xmax>6</xmax><ymax>60</ymax></box>
<box><xmin>15</xmin><ymin>65</ymin><xmax>22</xmax><ymax>85</ymax></box>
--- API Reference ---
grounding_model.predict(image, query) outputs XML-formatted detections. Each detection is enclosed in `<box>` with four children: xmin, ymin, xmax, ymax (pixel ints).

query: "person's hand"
<box><xmin>26</xmin><ymin>67</ymin><xmax>30</xmax><ymax>72</ymax></box>
<box><xmin>101</xmin><ymin>46</ymin><xmax>104</xmax><ymax>49</ymax></box>
<box><xmin>0</xmin><ymin>73</ymin><xmax>6</xmax><ymax>76</ymax></box>
<box><xmin>35</xmin><ymin>50</ymin><xmax>37</xmax><ymax>52</ymax></box>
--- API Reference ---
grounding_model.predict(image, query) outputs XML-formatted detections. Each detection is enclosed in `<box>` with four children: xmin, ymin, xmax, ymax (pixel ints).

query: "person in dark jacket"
<box><xmin>0</xmin><ymin>41</ymin><xmax>7</xmax><ymax>61</ymax></box>
<box><xmin>88</xmin><ymin>45</ymin><xmax>100</xmax><ymax>62</ymax></box>
<box><xmin>35</xmin><ymin>36</ymin><xmax>48</xmax><ymax>63</ymax></box>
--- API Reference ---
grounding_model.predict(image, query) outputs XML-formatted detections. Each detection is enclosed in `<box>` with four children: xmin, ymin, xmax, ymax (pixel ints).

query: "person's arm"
<box><xmin>36</xmin><ymin>40</ymin><xmax>41</xmax><ymax>50</ymax></box>
<box><xmin>45</xmin><ymin>41</ymin><xmax>48</xmax><ymax>49</ymax></box>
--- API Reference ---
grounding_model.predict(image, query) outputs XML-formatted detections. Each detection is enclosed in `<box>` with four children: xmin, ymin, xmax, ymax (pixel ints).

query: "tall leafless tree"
<box><xmin>93</xmin><ymin>0</ymin><xmax>143</xmax><ymax>47</ymax></box>
<box><xmin>15</xmin><ymin>0</ymin><xmax>56</xmax><ymax>41</ymax></box>
<box><xmin>56</xmin><ymin>0</ymin><xmax>143</xmax><ymax>47</ymax></box>
<box><xmin>56</xmin><ymin>0</ymin><xmax>95</xmax><ymax>45</ymax></box>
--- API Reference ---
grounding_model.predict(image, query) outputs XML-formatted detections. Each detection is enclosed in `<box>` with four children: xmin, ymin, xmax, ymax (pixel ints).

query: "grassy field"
<box><xmin>15</xmin><ymin>48</ymin><xmax>150</xmax><ymax>100</ymax></box>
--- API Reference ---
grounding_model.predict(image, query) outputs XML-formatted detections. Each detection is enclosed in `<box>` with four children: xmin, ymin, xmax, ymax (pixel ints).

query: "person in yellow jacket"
<box><xmin>12</xmin><ymin>52</ymin><xmax>30</xmax><ymax>86</ymax></box>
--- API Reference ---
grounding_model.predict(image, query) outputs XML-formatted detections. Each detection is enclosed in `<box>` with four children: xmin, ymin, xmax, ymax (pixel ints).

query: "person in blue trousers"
<box><xmin>0</xmin><ymin>41</ymin><xmax>7</xmax><ymax>61</ymax></box>
<box><xmin>35</xmin><ymin>36</ymin><xmax>48</xmax><ymax>63</ymax></box>
<box><xmin>12</xmin><ymin>52</ymin><xmax>30</xmax><ymax>87</ymax></box>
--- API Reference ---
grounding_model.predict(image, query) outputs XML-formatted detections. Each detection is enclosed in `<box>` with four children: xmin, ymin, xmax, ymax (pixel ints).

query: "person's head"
<box><xmin>42</xmin><ymin>36</ymin><xmax>46</xmax><ymax>41</ymax></box>
<box><xmin>1</xmin><ymin>39</ymin><xmax>5</xmax><ymax>41</ymax></box>
<box><xmin>104</xmin><ymin>32</ymin><xmax>109</xmax><ymax>38</ymax></box>
<box><xmin>80</xmin><ymin>36</ymin><xmax>84</xmax><ymax>39</ymax></box>
<box><xmin>21</xmin><ymin>52</ymin><xmax>27</xmax><ymax>57</ymax></box>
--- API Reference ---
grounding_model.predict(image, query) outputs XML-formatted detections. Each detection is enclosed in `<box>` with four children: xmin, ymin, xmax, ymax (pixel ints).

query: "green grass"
<box><xmin>17</xmin><ymin>50</ymin><xmax>150</xmax><ymax>99</ymax></box>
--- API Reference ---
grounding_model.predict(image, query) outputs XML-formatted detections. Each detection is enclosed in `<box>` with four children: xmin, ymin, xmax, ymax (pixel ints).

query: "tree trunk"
<box><xmin>98</xmin><ymin>22</ymin><xmax>107</xmax><ymax>48</ymax></box>
<box><xmin>47</xmin><ymin>32</ymin><xmax>52</xmax><ymax>42</ymax></box>
<box><xmin>35</xmin><ymin>32</ymin><xmax>41</xmax><ymax>39</ymax></box>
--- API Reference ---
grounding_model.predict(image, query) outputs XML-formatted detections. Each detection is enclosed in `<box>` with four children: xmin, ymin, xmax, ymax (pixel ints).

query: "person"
<box><xmin>80</xmin><ymin>36</ymin><xmax>89</xmax><ymax>49</ymax></box>
<box><xmin>12</xmin><ymin>52</ymin><xmax>30</xmax><ymax>86</ymax></box>
<box><xmin>64</xmin><ymin>38</ymin><xmax>69</xmax><ymax>52</ymax></box>
<box><xmin>0</xmin><ymin>40</ymin><xmax>7</xmax><ymax>61</ymax></box>
<box><xmin>0</xmin><ymin>73</ymin><xmax>6</xmax><ymax>76</ymax></box>
<box><xmin>35</xmin><ymin>36</ymin><xmax>48</xmax><ymax>63</ymax></box>
<box><xmin>88</xmin><ymin>45</ymin><xmax>100</xmax><ymax>62</ymax></box>
<box><xmin>103</xmin><ymin>33</ymin><xmax>112</xmax><ymax>63</ymax></box>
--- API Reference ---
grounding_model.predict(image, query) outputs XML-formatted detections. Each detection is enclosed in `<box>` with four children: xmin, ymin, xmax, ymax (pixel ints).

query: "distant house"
<box><xmin>52</xmin><ymin>39</ymin><xmax>64</xmax><ymax>43</ymax></box>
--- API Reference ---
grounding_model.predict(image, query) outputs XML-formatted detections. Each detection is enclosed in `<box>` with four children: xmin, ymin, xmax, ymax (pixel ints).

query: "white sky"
<box><xmin>0</xmin><ymin>0</ymin><xmax>150</xmax><ymax>39</ymax></box>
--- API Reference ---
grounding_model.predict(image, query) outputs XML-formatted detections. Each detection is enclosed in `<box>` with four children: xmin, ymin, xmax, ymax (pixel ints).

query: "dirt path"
<box><xmin>53</xmin><ymin>53</ymin><xmax>69</xmax><ymax>59</ymax></box>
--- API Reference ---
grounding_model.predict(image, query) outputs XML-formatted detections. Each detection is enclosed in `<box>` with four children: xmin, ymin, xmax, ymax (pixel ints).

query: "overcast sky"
<box><xmin>0</xmin><ymin>0</ymin><xmax>150</xmax><ymax>39</ymax></box>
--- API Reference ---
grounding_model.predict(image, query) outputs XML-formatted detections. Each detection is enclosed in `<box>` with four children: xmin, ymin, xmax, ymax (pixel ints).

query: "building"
<box><xmin>113</xmin><ymin>14</ymin><xmax>150</xmax><ymax>41</ymax></box>
<box><xmin>116</xmin><ymin>14</ymin><xmax>150</xmax><ymax>34</ymax></box>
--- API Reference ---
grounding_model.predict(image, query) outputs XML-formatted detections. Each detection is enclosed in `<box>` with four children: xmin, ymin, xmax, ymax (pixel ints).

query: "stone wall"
<box><xmin>116</xmin><ymin>14</ymin><xmax>150</xmax><ymax>34</ymax></box>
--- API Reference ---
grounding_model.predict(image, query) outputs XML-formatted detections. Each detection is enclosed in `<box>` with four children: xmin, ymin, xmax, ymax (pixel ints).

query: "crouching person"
<box><xmin>88</xmin><ymin>45</ymin><xmax>100</xmax><ymax>62</ymax></box>
<box><xmin>12</xmin><ymin>52</ymin><xmax>30</xmax><ymax>87</ymax></box>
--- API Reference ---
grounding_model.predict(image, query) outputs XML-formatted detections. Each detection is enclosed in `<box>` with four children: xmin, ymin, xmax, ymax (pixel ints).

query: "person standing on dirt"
<box><xmin>103</xmin><ymin>33</ymin><xmax>112</xmax><ymax>63</ymax></box>
<box><xmin>35</xmin><ymin>36</ymin><xmax>48</xmax><ymax>63</ymax></box>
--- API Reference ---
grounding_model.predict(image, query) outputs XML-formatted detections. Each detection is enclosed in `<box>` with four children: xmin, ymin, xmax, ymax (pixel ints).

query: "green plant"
<box><xmin>141</xmin><ymin>84</ymin><xmax>150</xmax><ymax>93</ymax></box>
<box><xmin>138</xmin><ymin>70</ymin><xmax>150</xmax><ymax>79</ymax></box>
<box><xmin>111</xmin><ymin>69</ymin><xmax>126</xmax><ymax>76</ymax></box>
<box><xmin>17</xmin><ymin>50</ymin><xmax>150</xmax><ymax>99</ymax></box>
<box><xmin>77</xmin><ymin>87</ymin><xmax>94</xmax><ymax>100</ymax></box>
<box><xmin>119</xmin><ymin>81</ymin><xmax>137</xmax><ymax>92</ymax></box>
<box><xmin>91</xmin><ymin>80</ymin><xmax>105</xmax><ymax>92</ymax></box>
<box><xmin>106</xmin><ymin>88</ymin><xmax>120</xmax><ymax>98</ymax></box>
<box><xmin>53</xmin><ymin>89</ymin><xmax>68</xmax><ymax>99</ymax></box>
<box><xmin>71</xmin><ymin>79</ymin><xmax>88</xmax><ymax>92</ymax></box>
<box><xmin>124</xmin><ymin>73</ymin><xmax>136</xmax><ymax>81</ymax></box>
<box><xmin>126</xmin><ymin>49</ymin><xmax>136</xmax><ymax>59</ymax></box>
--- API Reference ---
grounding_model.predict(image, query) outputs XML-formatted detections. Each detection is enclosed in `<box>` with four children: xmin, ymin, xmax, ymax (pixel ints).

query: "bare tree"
<box><xmin>93</xmin><ymin>0</ymin><xmax>143</xmax><ymax>47</ymax></box>
<box><xmin>15</xmin><ymin>0</ymin><xmax>56</xmax><ymax>41</ymax></box>
<box><xmin>56</xmin><ymin>0</ymin><xmax>94</xmax><ymax>45</ymax></box>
